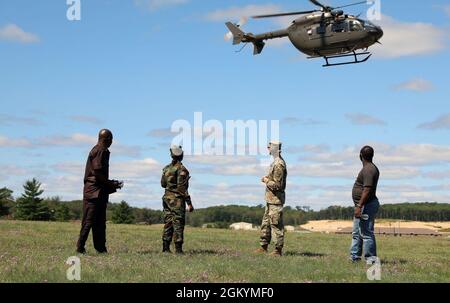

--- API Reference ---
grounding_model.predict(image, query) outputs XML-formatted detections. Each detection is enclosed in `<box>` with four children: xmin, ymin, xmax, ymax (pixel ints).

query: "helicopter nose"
<box><xmin>369</xmin><ymin>27</ymin><xmax>383</xmax><ymax>41</ymax></box>
<box><xmin>376</xmin><ymin>27</ymin><xmax>383</xmax><ymax>39</ymax></box>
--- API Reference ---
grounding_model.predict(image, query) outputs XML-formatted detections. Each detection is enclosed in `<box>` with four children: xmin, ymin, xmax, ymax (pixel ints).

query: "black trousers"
<box><xmin>77</xmin><ymin>199</ymin><xmax>107</xmax><ymax>252</ymax></box>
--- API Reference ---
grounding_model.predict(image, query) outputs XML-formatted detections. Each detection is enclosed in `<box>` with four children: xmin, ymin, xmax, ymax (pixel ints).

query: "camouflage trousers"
<box><xmin>260</xmin><ymin>204</ymin><xmax>284</xmax><ymax>248</ymax></box>
<box><xmin>162</xmin><ymin>197</ymin><xmax>186</xmax><ymax>244</ymax></box>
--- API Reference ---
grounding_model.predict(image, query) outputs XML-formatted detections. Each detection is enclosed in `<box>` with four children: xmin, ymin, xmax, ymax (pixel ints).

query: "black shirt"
<box><xmin>352</xmin><ymin>162</ymin><xmax>380</xmax><ymax>205</ymax></box>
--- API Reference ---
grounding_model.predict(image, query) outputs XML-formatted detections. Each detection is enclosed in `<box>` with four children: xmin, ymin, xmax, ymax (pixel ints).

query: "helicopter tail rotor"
<box><xmin>225</xmin><ymin>22</ymin><xmax>267</xmax><ymax>55</ymax></box>
<box><xmin>225</xmin><ymin>21</ymin><xmax>247</xmax><ymax>45</ymax></box>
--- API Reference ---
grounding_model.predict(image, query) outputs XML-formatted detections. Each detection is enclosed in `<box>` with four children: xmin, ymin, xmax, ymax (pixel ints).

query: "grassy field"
<box><xmin>0</xmin><ymin>220</ymin><xmax>449</xmax><ymax>283</ymax></box>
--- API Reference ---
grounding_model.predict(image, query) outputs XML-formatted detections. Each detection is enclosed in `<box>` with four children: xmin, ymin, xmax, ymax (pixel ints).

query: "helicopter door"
<box><xmin>329</xmin><ymin>21</ymin><xmax>349</xmax><ymax>44</ymax></box>
<box><xmin>309</xmin><ymin>24</ymin><xmax>332</xmax><ymax>40</ymax></box>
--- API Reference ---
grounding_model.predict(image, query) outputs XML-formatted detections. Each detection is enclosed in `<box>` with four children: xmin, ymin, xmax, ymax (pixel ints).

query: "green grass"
<box><xmin>0</xmin><ymin>220</ymin><xmax>449</xmax><ymax>283</ymax></box>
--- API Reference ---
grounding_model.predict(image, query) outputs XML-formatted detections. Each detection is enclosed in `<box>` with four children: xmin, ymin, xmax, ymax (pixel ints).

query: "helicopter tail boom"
<box><xmin>225</xmin><ymin>22</ymin><xmax>288</xmax><ymax>55</ymax></box>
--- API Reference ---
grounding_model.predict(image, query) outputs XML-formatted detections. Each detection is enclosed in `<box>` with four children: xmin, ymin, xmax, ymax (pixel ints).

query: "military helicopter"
<box><xmin>225</xmin><ymin>0</ymin><xmax>383</xmax><ymax>67</ymax></box>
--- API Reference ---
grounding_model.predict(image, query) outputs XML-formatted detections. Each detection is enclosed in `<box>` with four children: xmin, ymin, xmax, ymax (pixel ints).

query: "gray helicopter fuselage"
<box><xmin>286</xmin><ymin>13</ymin><xmax>383</xmax><ymax>57</ymax></box>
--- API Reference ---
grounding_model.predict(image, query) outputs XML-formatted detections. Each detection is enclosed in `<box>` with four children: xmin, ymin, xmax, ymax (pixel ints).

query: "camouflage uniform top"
<box><xmin>265</xmin><ymin>156</ymin><xmax>287</xmax><ymax>205</ymax></box>
<box><xmin>161</xmin><ymin>161</ymin><xmax>192</xmax><ymax>206</ymax></box>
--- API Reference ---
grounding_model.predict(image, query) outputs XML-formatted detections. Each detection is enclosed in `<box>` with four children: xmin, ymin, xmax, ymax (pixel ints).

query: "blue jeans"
<box><xmin>350</xmin><ymin>198</ymin><xmax>380</xmax><ymax>262</ymax></box>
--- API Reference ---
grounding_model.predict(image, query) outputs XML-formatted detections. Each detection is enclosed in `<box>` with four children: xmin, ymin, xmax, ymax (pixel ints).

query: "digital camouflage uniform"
<box><xmin>260</xmin><ymin>156</ymin><xmax>287</xmax><ymax>248</ymax></box>
<box><xmin>161</xmin><ymin>161</ymin><xmax>192</xmax><ymax>244</ymax></box>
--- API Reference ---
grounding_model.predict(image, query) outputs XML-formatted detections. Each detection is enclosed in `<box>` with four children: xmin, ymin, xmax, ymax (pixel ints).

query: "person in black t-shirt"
<box><xmin>350</xmin><ymin>146</ymin><xmax>380</xmax><ymax>264</ymax></box>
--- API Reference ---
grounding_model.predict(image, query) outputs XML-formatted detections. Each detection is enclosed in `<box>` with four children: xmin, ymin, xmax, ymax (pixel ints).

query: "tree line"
<box><xmin>1</xmin><ymin>179</ymin><xmax>450</xmax><ymax>226</ymax></box>
<box><xmin>307</xmin><ymin>203</ymin><xmax>450</xmax><ymax>222</ymax></box>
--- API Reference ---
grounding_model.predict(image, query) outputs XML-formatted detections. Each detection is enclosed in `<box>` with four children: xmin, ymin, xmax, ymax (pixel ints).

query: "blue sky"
<box><xmin>1</xmin><ymin>0</ymin><xmax>449</xmax><ymax>210</ymax></box>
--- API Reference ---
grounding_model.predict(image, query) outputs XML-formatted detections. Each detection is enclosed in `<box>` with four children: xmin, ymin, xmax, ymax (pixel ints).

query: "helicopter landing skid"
<box><xmin>309</xmin><ymin>51</ymin><xmax>372</xmax><ymax>67</ymax></box>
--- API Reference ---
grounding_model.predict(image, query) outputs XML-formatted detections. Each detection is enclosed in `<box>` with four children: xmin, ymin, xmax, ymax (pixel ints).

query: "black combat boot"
<box><xmin>270</xmin><ymin>246</ymin><xmax>283</xmax><ymax>257</ymax></box>
<box><xmin>76</xmin><ymin>247</ymin><xmax>86</xmax><ymax>255</ymax></box>
<box><xmin>175</xmin><ymin>242</ymin><xmax>184</xmax><ymax>254</ymax></box>
<box><xmin>163</xmin><ymin>241</ymin><xmax>172</xmax><ymax>253</ymax></box>
<box><xmin>255</xmin><ymin>244</ymin><xmax>268</xmax><ymax>254</ymax></box>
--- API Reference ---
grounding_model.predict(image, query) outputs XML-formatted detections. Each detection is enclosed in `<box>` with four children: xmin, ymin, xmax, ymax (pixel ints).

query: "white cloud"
<box><xmin>285</xmin><ymin>144</ymin><xmax>330</xmax><ymax>154</ymax></box>
<box><xmin>0</xmin><ymin>24</ymin><xmax>40</xmax><ymax>44</ymax></box>
<box><xmin>110</xmin><ymin>144</ymin><xmax>143</xmax><ymax>158</ymax></box>
<box><xmin>281</xmin><ymin>117</ymin><xmax>325</xmax><ymax>126</ymax></box>
<box><xmin>43</xmin><ymin>158</ymin><xmax>162</xmax><ymax>203</ymax></box>
<box><xmin>68</xmin><ymin>115</ymin><xmax>103</xmax><ymax>125</ymax></box>
<box><xmin>206</xmin><ymin>4</ymin><xmax>293</xmax><ymax>48</ymax></box>
<box><xmin>345</xmin><ymin>113</ymin><xmax>386</xmax><ymax>126</ymax></box>
<box><xmin>0</xmin><ymin>114</ymin><xmax>42</xmax><ymax>126</ymax></box>
<box><xmin>393</xmin><ymin>78</ymin><xmax>434</xmax><ymax>92</ymax></box>
<box><xmin>302</xmin><ymin>143</ymin><xmax>450</xmax><ymax>167</ymax></box>
<box><xmin>191</xmin><ymin>183</ymin><xmax>263</xmax><ymax>208</ymax></box>
<box><xmin>445</xmin><ymin>5</ymin><xmax>450</xmax><ymax>17</ymax></box>
<box><xmin>371</xmin><ymin>15</ymin><xmax>447</xmax><ymax>58</ymax></box>
<box><xmin>112</xmin><ymin>158</ymin><xmax>162</xmax><ymax>179</ymax></box>
<box><xmin>0</xmin><ymin>136</ymin><xmax>33</xmax><ymax>148</ymax></box>
<box><xmin>40</xmin><ymin>175</ymin><xmax>83</xmax><ymax>200</ymax></box>
<box><xmin>5</xmin><ymin>137</ymin><xmax>450</xmax><ymax>208</ymax></box>
<box><xmin>0</xmin><ymin>164</ymin><xmax>29</xmax><ymax>180</ymax></box>
<box><xmin>147</xmin><ymin>128</ymin><xmax>179</xmax><ymax>138</ymax></box>
<box><xmin>205</xmin><ymin>4</ymin><xmax>281</xmax><ymax>22</ymax></box>
<box><xmin>289</xmin><ymin>162</ymin><xmax>419</xmax><ymax>180</ymax></box>
<box><xmin>187</xmin><ymin>155</ymin><xmax>265</xmax><ymax>176</ymax></box>
<box><xmin>418</xmin><ymin>113</ymin><xmax>450</xmax><ymax>130</ymax></box>
<box><xmin>38</xmin><ymin>133</ymin><xmax>96</xmax><ymax>147</ymax></box>
<box><xmin>40</xmin><ymin>133</ymin><xmax>144</xmax><ymax>157</ymax></box>
<box><xmin>301</xmin><ymin>144</ymin><xmax>331</xmax><ymax>153</ymax></box>
<box><xmin>187</xmin><ymin>155</ymin><xmax>259</xmax><ymax>165</ymax></box>
<box><xmin>54</xmin><ymin>158</ymin><xmax>162</xmax><ymax>180</ymax></box>
<box><xmin>134</xmin><ymin>0</ymin><xmax>189</xmax><ymax>11</ymax></box>
<box><xmin>423</xmin><ymin>170</ymin><xmax>450</xmax><ymax>179</ymax></box>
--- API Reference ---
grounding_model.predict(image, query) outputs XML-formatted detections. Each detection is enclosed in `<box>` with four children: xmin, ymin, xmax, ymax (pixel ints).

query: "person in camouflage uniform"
<box><xmin>161</xmin><ymin>145</ymin><xmax>194</xmax><ymax>254</ymax></box>
<box><xmin>256</xmin><ymin>141</ymin><xmax>287</xmax><ymax>256</ymax></box>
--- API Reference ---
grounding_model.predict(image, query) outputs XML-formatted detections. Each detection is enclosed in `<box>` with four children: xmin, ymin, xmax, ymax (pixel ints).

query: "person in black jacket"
<box><xmin>76</xmin><ymin>129</ymin><xmax>123</xmax><ymax>254</ymax></box>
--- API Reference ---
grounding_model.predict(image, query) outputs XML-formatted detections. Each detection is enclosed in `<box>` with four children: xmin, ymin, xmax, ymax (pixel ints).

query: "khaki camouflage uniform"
<box><xmin>161</xmin><ymin>161</ymin><xmax>192</xmax><ymax>244</ymax></box>
<box><xmin>260</xmin><ymin>156</ymin><xmax>287</xmax><ymax>248</ymax></box>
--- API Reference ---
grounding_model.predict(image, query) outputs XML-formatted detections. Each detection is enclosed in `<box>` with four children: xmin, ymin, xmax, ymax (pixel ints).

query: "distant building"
<box><xmin>285</xmin><ymin>225</ymin><xmax>295</xmax><ymax>232</ymax></box>
<box><xmin>230</xmin><ymin>222</ymin><xmax>255</xmax><ymax>231</ymax></box>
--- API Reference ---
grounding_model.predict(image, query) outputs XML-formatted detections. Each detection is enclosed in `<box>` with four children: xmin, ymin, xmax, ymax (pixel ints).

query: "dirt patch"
<box><xmin>300</xmin><ymin>220</ymin><xmax>450</xmax><ymax>233</ymax></box>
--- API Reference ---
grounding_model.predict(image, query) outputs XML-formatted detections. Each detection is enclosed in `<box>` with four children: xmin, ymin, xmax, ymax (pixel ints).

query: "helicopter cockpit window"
<box><xmin>349</xmin><ymin>20</ymin><xmax>363</xmax><ymax>31</ymax></box>
<box><xmin>363</xmin><ymin>20</ymin><xmax>377</xmax><ymax>29</ymax></box>
<box><xmin>332</xmin><ymin>22</ymin><xmax>346</xmax><ymax>33</ymax></box>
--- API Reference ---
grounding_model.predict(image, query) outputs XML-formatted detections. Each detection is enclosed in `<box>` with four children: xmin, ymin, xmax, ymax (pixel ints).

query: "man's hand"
<box><xmin>187</xmin><ymin>204</ymin><xmax>194</xmax><ymax>213</ymax></box>
<box><xmin>354</xmin><ymin>206</ymin><xmax>362</xmax><ymax>218</ymax></box>
<box><xmin>261</xmin><ymin>176</ymin><xmax>269</xmax><ymax>184</ymax></box>
<box><xmin>112</xmin><ymin>180</ymin><xmax>124</xmax><ymax>190</ymax></box>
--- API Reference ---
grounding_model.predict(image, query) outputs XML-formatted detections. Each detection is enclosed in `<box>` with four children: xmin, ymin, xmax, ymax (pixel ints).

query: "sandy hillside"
<box><xmin>300</xmin><ymin>220</ymin><xmax>450</xmax><ymax>233</ymax></box>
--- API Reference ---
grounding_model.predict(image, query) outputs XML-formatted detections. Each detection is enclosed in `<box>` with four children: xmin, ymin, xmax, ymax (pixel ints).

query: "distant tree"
<box><xmin>0</xmin><ymin>187</ymin><xmax>14</xmax><ymax>217</ymax></box>
<box><xmin>112</xmin><ymin>201</ymin><xmax>135</xmax><ymax>224</ymax></box>
<box><xmin>14</xmin><ymin>179</ymin><xmax>51</xmax><ymax>221</ymax></box>
<box><xmin>134</xmin><ymin>208</ymin><xmax>163</xmax><ymax>225</ymax></box>
<box><xmin>55</xmin><ymin>203</ymin><xmax>71</xmax><ymax>222</ymax></box>
<box><xmin>44</xmin><ymin>196</ymin><xmax>63</xmax><ymax>221</ymax></box>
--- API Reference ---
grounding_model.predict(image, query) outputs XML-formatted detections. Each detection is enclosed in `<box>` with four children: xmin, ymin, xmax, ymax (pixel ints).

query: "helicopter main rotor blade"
<box><xmin>334</xmin><ymin>1</ymin><xmax>367</xmax><ymax>10</ymax></box>
<box><xmin>252</xmin><ymin>10</ymin><xmax>317</xmax><ymax>19</ymax></box>
<box><xmin>309</xmin><ymin>0</ymin><xmax>332</xmax><ymax>11</ymax></box>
